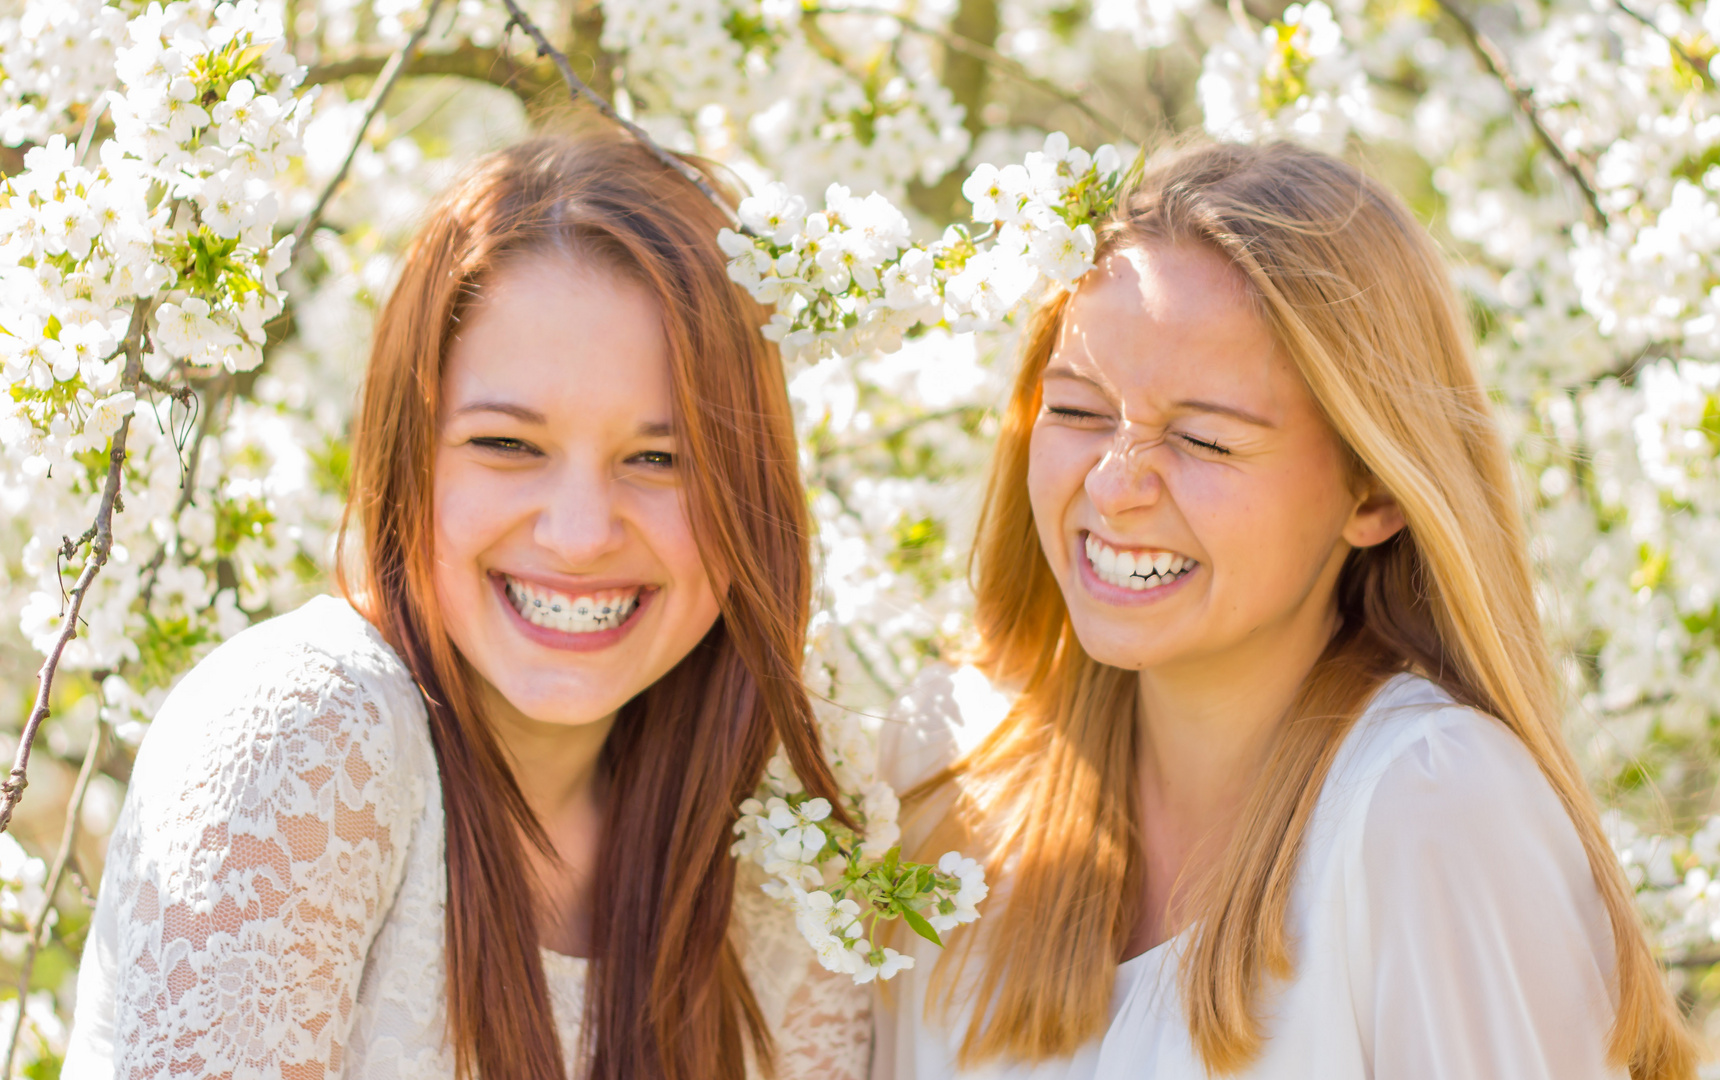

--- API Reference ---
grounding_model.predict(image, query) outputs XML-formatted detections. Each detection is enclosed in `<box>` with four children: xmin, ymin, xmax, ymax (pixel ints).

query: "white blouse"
<box><xmin>873</xmin><ymin>665</ymin><xmax>1625</xmax><ymax>1080</ymax></box>
<box><xmin>62</xmin><ymin>596</ymin><xmax>869</xmax><ymax>1079</ymax></box>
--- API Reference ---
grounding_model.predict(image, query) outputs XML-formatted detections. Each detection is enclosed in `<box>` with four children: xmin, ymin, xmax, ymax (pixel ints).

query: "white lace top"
<box><xmin>873</xmin><ymin>665</ymin><xmax>1625</xmax><ymax>1080</ymax></box>
<box><xmin>62</xmin><ymin>596</ymin><xmax>870</xmax><ymax>1079</ymax></box>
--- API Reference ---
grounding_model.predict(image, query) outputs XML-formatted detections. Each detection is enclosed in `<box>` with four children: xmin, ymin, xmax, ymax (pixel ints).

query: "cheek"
<box><xmin>429</xmin><ymin>458</ymin><xmax>518</xmax><ymax>614</ymax></box>
<box><xmin>432</xmin><ymin>459</ymin><xmax>497</xmax><ymax>565</ymax></box>
<box><xmin>1026</xmin><ymin>427</ymin><xmax>1090</xmax><ymax>532</ymax></box>
<box><xmin>1181</xmin><ymin>455</ymin><xmax>1351</xmax><ymax>584</ymax></box>
<box><xmin>640</xmin><ymin>490</ymin><xmax>721</xmax><ymax>619</ymax></box>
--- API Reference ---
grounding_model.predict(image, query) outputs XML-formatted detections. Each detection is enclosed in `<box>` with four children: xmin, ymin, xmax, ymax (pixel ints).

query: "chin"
<box><xmin>1066</xmin><ymin>616</ymin><xmax>1181</xmax><ymax>672</ymax></box>
<box><xmin>494</xmin><ymin>675</ymin><xmax>629</xmax><ymax>727</ymax></box>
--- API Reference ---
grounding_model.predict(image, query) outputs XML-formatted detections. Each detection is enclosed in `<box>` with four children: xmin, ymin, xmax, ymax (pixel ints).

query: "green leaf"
<box><xmin>901</xmin><ymin>905</ymin><xmax>943</xmax><ymax>948</ymax></box>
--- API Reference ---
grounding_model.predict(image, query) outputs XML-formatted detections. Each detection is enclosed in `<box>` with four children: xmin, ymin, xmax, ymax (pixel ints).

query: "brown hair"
<box><xmin>931</xmin><ymin>140</ymin><xmax>1695</xmax><ymax>1077</ymax></box>
<box><xmin>337</xmin><ymin>131</ymin><xmax>847</xmax><ymax>1080</ymax></box>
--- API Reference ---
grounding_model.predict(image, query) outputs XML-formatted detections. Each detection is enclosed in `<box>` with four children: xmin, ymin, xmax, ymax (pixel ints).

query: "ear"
<box><xmin>1342</xmin><ymin>482</ymin><xmax>1406</xmax><ymax>549</ymax></box>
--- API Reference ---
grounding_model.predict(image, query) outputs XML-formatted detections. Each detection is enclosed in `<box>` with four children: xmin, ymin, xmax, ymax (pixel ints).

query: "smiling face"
<box><xmin>1028</xmin><ymin>242</ymin><xmax>1401</xmax><ymax>676</ymax></box>
<box><xmin>432</xmin><ymin>255</ymin><xmax>721</xmax><ymax>728</ymax></box>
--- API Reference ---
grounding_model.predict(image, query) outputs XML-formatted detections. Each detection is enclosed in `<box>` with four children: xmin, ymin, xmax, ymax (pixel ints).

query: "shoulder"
<box><xmin>876</xmin><ymin>663</ymin><xmax>1015</xmax><ymax>793</ymax></box>
<box><xmin>1326</xmin><ymin>676</ymin><xmax>1605</xmax><ymax>946</ymax></box>
<box><xmin>185</xmin><ymin>594</ymin><xmax>416</xmax><ymax>698</ymax></box>
<box><xmin>132</xmin><ymin>596</ymin><xmax>430</xmax><ymax>802</ymax></box>
<box><xmin>1335</xmin><ymin>675</ymin><xmax>1573</xmax><ymax>856</ymax></box>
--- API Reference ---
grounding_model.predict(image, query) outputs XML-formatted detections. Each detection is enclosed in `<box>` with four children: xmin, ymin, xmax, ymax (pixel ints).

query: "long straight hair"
<box><xmin>935</xmin><ymin>141</ymin><xmax>1695</xmax><ymax>1077</ymax></box>
<box><xmin>337</xmin><ymin>131</ymin><xmax>847</xmax><ymax>1080</ymax></box>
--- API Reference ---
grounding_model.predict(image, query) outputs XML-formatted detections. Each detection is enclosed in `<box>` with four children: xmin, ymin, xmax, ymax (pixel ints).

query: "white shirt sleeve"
<box><xmin>74</xmin><ymin>634</ymin><xmax>418</xmax><ymax>1079</ymax></box>
<box><xmin>1359</xmin><ymin>710</ymin><xmax>1624</xmax><ymax>1080</ymax></box>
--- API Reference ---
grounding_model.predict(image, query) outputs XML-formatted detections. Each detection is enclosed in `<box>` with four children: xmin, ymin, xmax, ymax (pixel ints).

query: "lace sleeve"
<box><xmin>774</xmin><ymin>953</ymin><xmax>871</xmax><ymax>1080</ymax></box>
<box><xmin>733</xmin><ymin>860</ymin><xmax>871</xmax><ymax>1080</ymax></box>
<box><xmin>98</xmin><ymin>636</ymin><xmax>419</xmax><ymax>1079</ymax></box>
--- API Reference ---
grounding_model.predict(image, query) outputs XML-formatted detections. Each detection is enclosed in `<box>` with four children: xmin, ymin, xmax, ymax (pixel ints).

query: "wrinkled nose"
<box><xmin>1085</xmin><ymin>436</ymin><xmax>1164</xmax><ymax>520</ymax></box>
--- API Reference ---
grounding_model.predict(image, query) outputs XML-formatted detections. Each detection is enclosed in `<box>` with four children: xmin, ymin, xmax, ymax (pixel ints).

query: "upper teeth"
<box><xmin>505</xmin><ymin>577</ymin><xmax>640</xmax><ymax>634</ymax></box>
<box><xmin>1085</xmin><ymin>535</ymin><xmax>1194</xmax><ymax>590</ymax></box>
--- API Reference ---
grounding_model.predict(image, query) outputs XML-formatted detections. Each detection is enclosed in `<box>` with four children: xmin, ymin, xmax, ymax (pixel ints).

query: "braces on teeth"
<box><xmin>1085</xmin><ymin>534</ymin><xmax>1195</xmax><ymax>591</ymax></box>
<box><xmin>505</xmin><ymin>577</ymin><xmax>640</xmax><ymax>633</ymax></box>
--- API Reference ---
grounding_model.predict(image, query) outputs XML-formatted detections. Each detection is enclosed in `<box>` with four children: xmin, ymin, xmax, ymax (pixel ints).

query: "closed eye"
<box><xmin>1045</xmin><ymin>406</ymin><xmax>1107</xmax><ymax>422</ymax></box>
<box><xmin>1178</xmin><ymin>434</ymin><xmax>1231</xmax><ymax>456</ymax></box>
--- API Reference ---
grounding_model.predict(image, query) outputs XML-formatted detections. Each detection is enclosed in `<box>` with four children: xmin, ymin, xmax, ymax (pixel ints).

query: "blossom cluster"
<box><xmin>0</xmin><ymin>0</ymin><xmax>128</xmax><ymax>147</ymax></box>
<box><xmin>719</xmin><ymin>131</ymin><xmax>1126</xmax><ymax>361</ymax></box>
<box><xmin>732</xmin><ymin>731</ymin><xmax>987</xmax><ymax>983</ymax></box>
<box><xmin>604</xmin><ymin>0</ymin><xmax>969</xmax><ymax>199</ymax></box>
<box><xmin>1611</xmin><ymin>811</ymin><xmax>1720</xmax><ymax>963</ymax></box>
<box><xmin>0</xmin><ymin>0</ymin><xmax>318</xmax><ymax>715</ymax></box>
<box><xmin>1198</xmin><ymin>1</ymin><xmax>1373</xmax><ymax>154</ymax></box>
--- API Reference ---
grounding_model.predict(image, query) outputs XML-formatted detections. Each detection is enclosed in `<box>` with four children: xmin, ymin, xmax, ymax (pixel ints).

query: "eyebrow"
<box><xmin>1172</xmin><ymin>399</ymin><xmax>1275</xmax><ymax>427</ymax></box>
<box><xmin>451</xmin><ymin>401</ymin><xmax>546</xmax><ymax>423</ymax></box>
<box><xmin>1041</xmin><ymin>367</ymin><xmax>1275</xmax><ymax>427</ymax></box>
<box><xmin>451</xmin><ymin>400</ymin><xmax>674</xmax><ymax>437</ymax></box>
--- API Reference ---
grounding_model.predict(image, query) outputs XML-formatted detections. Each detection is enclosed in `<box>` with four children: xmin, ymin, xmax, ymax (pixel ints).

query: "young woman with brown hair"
<box><xmin>873</xmin><ymin>140</ymin><xmax>1697</xmax><ymax>1079</ymax></box>
<box><xmin>62</xmin><ymin>132</ymin><xmax>869</xmax><ymax>1079</ymax></box>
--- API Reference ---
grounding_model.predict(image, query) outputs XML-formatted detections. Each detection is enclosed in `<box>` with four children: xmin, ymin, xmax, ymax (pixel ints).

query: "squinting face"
<box><xmin>433</xmin><ymin>256</ymin><xmax>721</xmax><ymax>727</ymax></box>
<box><xmin>1028</xmin><ymin>243</ymin><xmax>1395</xmax><ymax>675</ymax></box>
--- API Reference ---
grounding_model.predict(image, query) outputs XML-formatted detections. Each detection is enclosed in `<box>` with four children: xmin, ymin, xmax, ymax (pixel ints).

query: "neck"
<box><xmin>1134</xmin><ymin>606</ymin><xmax>1335</xmax><ymax>822</ymax></box>
<box><xmin>1126</xmin><ymin>591</ymin><xmax>1341</xmax><ymax>954</ymax></box>
<box><xmin>483</xmin><ymin>691</ymin><xmax>616</xmax><ymax>822</ymax></box>
<box><xmin>1136</xmin><ymin>539</ymin><xmax>1353</xmax><ymax>821</ymax></box>
<box><xmin>480</xmin><ymin>687</ymin><xmax>617</xmax><ymax>957</ymax></box>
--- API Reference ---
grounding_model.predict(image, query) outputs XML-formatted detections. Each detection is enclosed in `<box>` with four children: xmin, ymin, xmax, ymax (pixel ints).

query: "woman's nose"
<box><xmin>534</xmin><ymin>464</ymin><xmax>625</xmax><ymax>564</ymax></box>
<box><xmin>1085</xmin><ymin>436</ymin><xmax>1165</xmax><ymax>519</ymax></box>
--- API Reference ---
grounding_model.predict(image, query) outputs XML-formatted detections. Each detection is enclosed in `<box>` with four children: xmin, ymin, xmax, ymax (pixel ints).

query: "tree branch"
<box><xmin>494</xmin><ymin>0</ymin><xmax>747</xmax><ymax>232</ymax></box>
<box><xmin>304</xmin><ymin>41</ymin><xmax>557</xmax><ymax>103</ymax></box>
<box><xmin>0</xmin><ymin>300</ymin><xmax>150</xmax><ymax>838</ymax></box>
<box><xmin>0</xmin><ymin>718</ymin><xmax>105</xmax><ymax>1078</ymax></box>
<box><xmin>291</xmin><ymin>0</ymin><xmax>450</xmax><ymax>251</ymax></box>
<box><xmin>806</xmin><ymin>5</ymin><xmax>1140</xmax><ymax>145</ymax></box>
<box><xmin>1433</xmin><ymin>0</ymin><xmax>1608</xmax><ymax>229</ymax></box>
<box><xmin>1613</xmin><ymin>0</ymin><xmax>1716</xmax><ymax>89</ymax></box>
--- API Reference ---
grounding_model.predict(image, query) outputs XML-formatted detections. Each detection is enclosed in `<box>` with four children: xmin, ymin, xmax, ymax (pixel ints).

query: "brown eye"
<box><xmin>470</xmin><ymin>437</ymin><xmax>535</xmax><ymax>455</ymax></box>
<box><xmin>629</xmin><ymin>450</ymin><xmax>675</xmax><ymax>468</ymax></box>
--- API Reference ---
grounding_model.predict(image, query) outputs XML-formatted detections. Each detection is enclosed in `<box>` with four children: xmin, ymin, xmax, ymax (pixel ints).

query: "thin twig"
<box><xmin>0</xmin><ymin>300</ymin><xmax>149</xmax><ymax>838</ymax></box>
<box><xmin>1613</xmin><ymin>0</ymin><xmax>1716</xmax><ymax>89</ymax></box>
<box><xmin>137</xmin><ymin>375</ymin><xmax>233</xmax><ymax>607</ymax></box>
<box><xmin>807</xmin><ymin>5</ymin><xmax>1140</xmax><ymax>144</ymax></box>
<box><xmin>494</xmin><ymin>0</ymin><xmax>747</xmax><ymax>233</ymax></box>
<box><xmin>290</xmin><ymin>0</ymin><xmax>450</xmax><ymax>252</ymax></box>
<box><xmin>1433</xmin><ymin>0</ymin><xmax>1608</xmax><ymax>229</ymax></box>
<box><xmin>0</xmin><ymin>718</ymin><xmax>105</xmax><ymax>1078</ymax></box>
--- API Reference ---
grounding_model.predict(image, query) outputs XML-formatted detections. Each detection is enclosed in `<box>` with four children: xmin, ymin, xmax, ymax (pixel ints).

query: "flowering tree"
<box><xmin>5</xmin><ymin>0</ymin><xmax>1720</xmax><ymax>1065</ymax></box>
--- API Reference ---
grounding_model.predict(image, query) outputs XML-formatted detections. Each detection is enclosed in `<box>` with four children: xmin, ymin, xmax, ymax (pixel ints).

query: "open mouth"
<box><xmin>1084</xmin><ymin>532</ymin><xmax>1197</xmax><ymax>591</ymax></box>
<box><xmin>502</xmin><ymin>575</ymin><xmax>644</xmax><ymax>635</ymax></box>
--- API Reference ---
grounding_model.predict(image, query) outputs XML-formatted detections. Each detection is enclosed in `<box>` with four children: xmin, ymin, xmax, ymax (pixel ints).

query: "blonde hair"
<box><xmin>926</xmin><ymin>140</ymin><xmax>1695</xmax><ymax>1078</ymax></box>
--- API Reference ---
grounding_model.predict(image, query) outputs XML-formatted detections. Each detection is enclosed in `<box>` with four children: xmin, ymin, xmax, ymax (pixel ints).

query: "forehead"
<box><xmin>1048</xmin><ymin>243</ymin><xmax>1293</xmax><ymax>420</ymax></box>
<box><xmin>441</xmin><ymin>255</ymin><xmax>671</xmax><ymax>420</ymax></box>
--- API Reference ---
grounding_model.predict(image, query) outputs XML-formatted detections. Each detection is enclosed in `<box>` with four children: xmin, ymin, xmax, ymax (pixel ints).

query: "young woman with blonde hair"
<box><xmin>63</xmin><ymin>133</ymin><xmax>868</xmax><ymax>1079</ymax></box>
<box><xmin>874</xmin><ymin>140</ymin><xmax>1696</xmax><ymax>1079</ymax></box>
